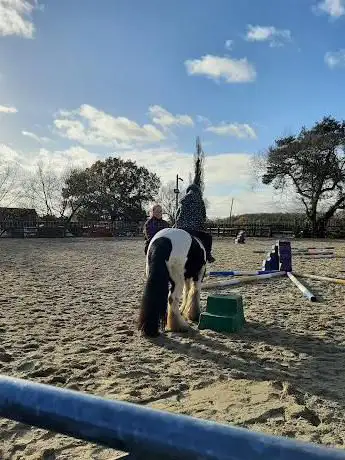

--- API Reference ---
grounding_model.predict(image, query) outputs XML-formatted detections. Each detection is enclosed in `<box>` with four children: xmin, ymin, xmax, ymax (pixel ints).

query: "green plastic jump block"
<box><xmin>206</xmin><ymin>294</ymin><xmax>244</xmax><ymax>322</ymax></box>
<box><xmin>199</xmin><ymin>294</ymin><xmax>246</xmax><ymax>333</ymax></box>
<box><xmin>198</xmin><ymin>312</ymin><xmax>244</xmax><ymax>333</ymax></box>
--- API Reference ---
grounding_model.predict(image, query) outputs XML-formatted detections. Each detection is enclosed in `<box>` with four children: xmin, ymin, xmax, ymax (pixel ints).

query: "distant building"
<box><xmin>0</xmin><ymin>207</ymin><xmax>38</xmax><ymax>223</ymax></box>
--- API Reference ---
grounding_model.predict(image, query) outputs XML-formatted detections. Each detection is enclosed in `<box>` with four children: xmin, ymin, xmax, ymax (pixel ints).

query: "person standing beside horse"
<box><xmin>143</xmin><ymin>204</ymin><xmax>170</xmax><ymax>254</ymax></box>
<box><xmin>175</xmin><ymin>184</ymin><xmax>215</xmax><ymax>263</ymax></box>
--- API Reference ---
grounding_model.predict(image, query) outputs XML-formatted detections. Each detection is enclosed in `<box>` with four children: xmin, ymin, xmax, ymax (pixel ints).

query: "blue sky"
<box><xmin>1</xmin><ymin>0</ymin><xmax>345</xmax><ymax>217</ymax></box>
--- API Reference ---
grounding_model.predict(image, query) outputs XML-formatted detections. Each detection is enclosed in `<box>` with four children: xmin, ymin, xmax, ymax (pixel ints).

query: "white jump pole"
<box><xmin>202</xmin><ymin>271</ymin><xmax>286</xmax><ymax>291</ymax></box>
<box><xmin>287</xmin><ymin>272</ymin><xmax>316</xmax><ymax>302</ymax></box>
<box><xmin>208</xmin><ymin>270</ymin><xmax>279</xmax><ymax>277</ymax></box>
<box><xmin>300</xmin><ymin>256</ymin><xmax>335</xmax><ymax>260</ymax></box>
<box><xmin>293</xmin><ymin>273</ymin><xmax>345</xmax><ymax>286</ymax></box>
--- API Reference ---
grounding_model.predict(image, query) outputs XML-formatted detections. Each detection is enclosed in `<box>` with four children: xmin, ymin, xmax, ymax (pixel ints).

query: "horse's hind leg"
<box><xmin>166</xmin><ymin>276</ymin><xmax>190</xmax><ymax>333</ymax></box>
<box><xmin>184</xmin><ymin>267</ymin><xmax>205</xmax><ymax>322</ymax></box>
<box><xmin>180</xmin><ymin>278</ymin><xmax>191</xmax><ymax>316</ymax></box>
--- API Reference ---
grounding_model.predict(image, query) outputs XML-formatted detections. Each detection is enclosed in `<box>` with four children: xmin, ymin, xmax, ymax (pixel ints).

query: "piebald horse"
<box><xmin>138</xmin><ymin>227</ymin><xmax>207</xmax><ymax>337</ymax></box>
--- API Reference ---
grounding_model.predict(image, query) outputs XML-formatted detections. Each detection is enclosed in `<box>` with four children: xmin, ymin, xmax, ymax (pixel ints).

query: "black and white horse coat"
<box><xmin>138</xmin><ymin>228</ymin><xmax>207</xmax><ymax>337</ymax></box>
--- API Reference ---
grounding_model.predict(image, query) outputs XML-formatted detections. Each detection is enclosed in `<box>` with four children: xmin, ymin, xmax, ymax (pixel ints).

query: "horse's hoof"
<box><xmin>187</xmin><ymin>307</ymin><xmax>201</xmax><ymax>323</ymax></box>
<box><xmin>139</xmin><ymin>326</ymin><xmax>160</xmax><ymax>338</ymax></box>
<box><xmin>176</xmin><ymin>323</ymin><xmax>190</xmax><ymax>333</ymax></box>
<box><xmin>188</xmin><ymin>314</ymin><xmax>200</xmax><ymax>323</ymax></box>
<box><xmin>165</xmin><ymin>324</ymin><xmax>190</xmax><ymax>333</ymax></box>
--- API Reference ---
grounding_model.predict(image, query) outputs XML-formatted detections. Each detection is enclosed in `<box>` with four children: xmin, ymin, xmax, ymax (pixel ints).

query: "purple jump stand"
<box><xmin>262</xmin><ymin>241</ymin><xmax>292</xmax><ymax>273</ymax></box>
<box><xmin>278</xmin><ymin>240</ymin><xmax>292</xmax><ymax>272</ymax></box>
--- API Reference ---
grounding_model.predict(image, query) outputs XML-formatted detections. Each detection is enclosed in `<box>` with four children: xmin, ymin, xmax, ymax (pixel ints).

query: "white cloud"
<box><xmin>185</xmin><ymin>54</ymin><xmax>256</xmax><ymax>83</ymax></box>
<box><xmin>0</xmin><ymin>142</ymin><xmax>294</xmax><ymax>217</ymax></box>
<box><xmin>119</xmin><ymin>148</ymin><xmax>249</xmax><ymax>188</ymax></box>
<box><xmin>245</xmin><ymin>25</ymin><xmax>292</xmax><ymax>47</ymax></box>
<box><xmin>0</xmin><ymin>143</ymin><xmax>21</xmax><ymax>163</ymax></box>
<box><xmin>325</xmin><ymin>49</ymin><xmax>345</xmax><ymax>68</ymax></box>
<box><xmin>206</xmin><ymin>122</ymin><xmax>257</xmax><ymax>139</ymax></box>
<box><xmin>22</xmin><ymin>131</ymin><xmax>51</xmax><ymax>143</ymax></box>
<box><xmin>0</xmin><ymin>0</ymin><xmax>40</xmax><ymax>38</ymax></box>
<box><xmin>33</xmin><ymin>146</ymin><xmax>99</xmax><ymax>173</ymax></box>
<box><xmin>207</xmin><ymin>190</ymin><xmax>285</xmax><ymax>218</ymax></box>
<box><xmin>0</xmin><ymin>142</ymin><xmax>99</xmax><ymax>173</ymax></box>
<box><xmin>225</xmin><ymin>39</ymin><xmax>233</xmax><ymax>50</ymax></box>
<box><xmin>118</xmin><ymin>148</ymin><xmax>287</xmax><ymax>217</ymax></box>
<box><xmin>54</xmin><ymin>104</ymin><xmax>165</xmax><ymax>148</ymax></box>
<box><xmin>0</xmin><ymin>104</ymin><xmax>17</xmax><ymax>113</ymax></box>
<box><xmin>148</xmin><ymin>105</ymin><xmax>194</xmax><ymax>129</ymax></box>
<box><xmin>316</xmin><ymin>0</ymin><xmax>345</xmax><ymax>18</ymax></box>
<box><xmin>196</xmin><ymin>115</ymin><xmax>212</xmax><ymax>126</ymax></box>
<box><xmin>0</xmin><ymin>143</ymin><xmax>100</xmax><ymax>209</ymax></box>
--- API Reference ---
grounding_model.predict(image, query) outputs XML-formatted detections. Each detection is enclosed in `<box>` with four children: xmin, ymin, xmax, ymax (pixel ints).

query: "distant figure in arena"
<box><xmin>175</xmin><ymin>184</ymin><xmax>215</xmax><ymax>263</ymax></box>
<box><xmin>143</xmin><ymin>204</ymin><xmax>170</xmax><ymax>255</ymax></box>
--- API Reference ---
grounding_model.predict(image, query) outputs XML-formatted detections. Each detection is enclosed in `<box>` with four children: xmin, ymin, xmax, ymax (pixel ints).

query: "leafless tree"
<box><xmin>156</xmin><ymin>181</ymin><xmax>186</xmax><ymax>223</ymax></box>
<box><xmin>24</xmin><ymin>161</ymin><xmax>68</xmax><ymax>217</ymax></box>
<box><xmin>0</xmin><ymin>161</ymin><xmax>23</xmax><ymax>206</ymax></box>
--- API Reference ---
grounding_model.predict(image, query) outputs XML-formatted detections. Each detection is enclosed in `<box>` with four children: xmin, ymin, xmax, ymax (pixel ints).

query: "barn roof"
<box><xmin>0</xmin><ymin>207</ymin><xmax>38</xmax><ymax>221</ymax></box>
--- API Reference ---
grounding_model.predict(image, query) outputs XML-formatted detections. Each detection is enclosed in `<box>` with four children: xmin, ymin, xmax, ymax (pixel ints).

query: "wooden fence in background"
<box><xmin>0</xmin><ymin>220</ymin><xmax>344</xmax><ymax>238</ymax></box>
<box><xmin>0</xmin><ymin>220</ymin><xmax>143</xmax><ymax>238</ymax></box>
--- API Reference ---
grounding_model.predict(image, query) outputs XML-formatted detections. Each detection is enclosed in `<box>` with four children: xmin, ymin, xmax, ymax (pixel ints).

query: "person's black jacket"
<box><xmin>175</xmin><ymin>184</ymin><xmax>206</xmax><ymax>231</ymax></box>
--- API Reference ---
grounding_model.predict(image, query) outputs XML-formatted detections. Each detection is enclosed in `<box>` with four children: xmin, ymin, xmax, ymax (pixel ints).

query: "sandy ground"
<box><xmin>1</xmin><ymin>236</ymin><xmax>345</xmax><ymax>459</ymax></box>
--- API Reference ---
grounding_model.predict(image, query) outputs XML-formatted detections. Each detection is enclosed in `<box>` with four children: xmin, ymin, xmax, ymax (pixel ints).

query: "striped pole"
<box><xmin>287</xmin><ymin>272</ymin><xmax>316</xmax><ymax>302</ymax></box>
<box><xmin>209</xmin><ymin>270</ymin><xmax>280</xmax><ymax>277</ymax></box>
<box><xmin>307</xmin><ymin>247</ymin><xmax>335</xmax><ymax>250</ymax></box>
<box><xmin>293</xmin><ymin>273</ymin><xmax>345</xmax><ymax>286</ymax></box>
<box><xmin>294</xmin><ymin>251</ymin><xmax>334</xmax><ymax>256</ymax></box>
<box><xmin>202</xmin><ymin>271</ymin><xmax>286</xmax><ymax>290</ymax></box>
<box><xmin>293</xmin><ymin>247</ymin><xmax>335</xmax><ymax>251</ymax></box>
<box><xmin>1</xmin><ymin>375</ymin><xmax>345</xmax><ymax>460</ymax></box>
<box><xmin>299</xmin><ymin>255</ymin><xmax>335</xmax><ymax>259</ymax></box>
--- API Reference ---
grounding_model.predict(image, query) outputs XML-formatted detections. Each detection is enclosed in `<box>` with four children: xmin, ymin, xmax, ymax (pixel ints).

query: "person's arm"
<box><xmin>143</xmin><ymin>220</ymin><xmax>150</xmax><ymax>240</ymax></box>
<box><xmin>201</xmin><ymin>199</ymin><xmax>207</xmax><ymax>222</ymax></box>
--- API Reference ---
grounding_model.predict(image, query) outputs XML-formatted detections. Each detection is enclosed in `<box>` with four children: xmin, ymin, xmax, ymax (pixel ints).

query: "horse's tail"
<box><xmin>138</xmin><ymin>236</ymin><xmax>172</xmax><ymax>337</ymax></box>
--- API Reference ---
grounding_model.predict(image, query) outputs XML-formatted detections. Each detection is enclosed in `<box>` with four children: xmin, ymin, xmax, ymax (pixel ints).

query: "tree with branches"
<box><xmin>24</xmin><ymin>162</ymin><xmax>68</xmax><ymax>217</ymax></box>
<box><xmin>62</xmin><ymin>157</ymin><xmax>160</xmax><ymax>222</ymax></box>
<box><xmin>0</xmin><ymin>161</ymin><xmax>22</xmax><ymax>206</ymax></box>
<box><xmin>259</xmin><ymin>116</ymin><xmax>345</xmax><ymax>237</ymax></box>
<box><xmin>157</xmin><ymin>181</ymin><xmax>186</xmax><ymax>224</ymax></box>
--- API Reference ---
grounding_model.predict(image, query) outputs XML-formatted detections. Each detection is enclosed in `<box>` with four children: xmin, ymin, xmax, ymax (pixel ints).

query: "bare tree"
<box><xmin>156</xmin><ymin>181</ymin><xmax>186</xmax><ymax>223</ymax></box>
<box><xmin>0</xmin><ymin>161</ymin><xmax>23</xmax><ymax>206</ymax></box>
<box><xmin>24</xmin><ymin>161</ymin><xmax>67</xmax><ymax>217</ymax></box>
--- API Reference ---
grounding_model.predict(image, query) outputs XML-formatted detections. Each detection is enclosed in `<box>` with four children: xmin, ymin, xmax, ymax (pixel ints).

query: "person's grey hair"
<box><xmin>150</xmin><ymin>204</ymin><xmax>162</xmax><ymax>216</ymax></box>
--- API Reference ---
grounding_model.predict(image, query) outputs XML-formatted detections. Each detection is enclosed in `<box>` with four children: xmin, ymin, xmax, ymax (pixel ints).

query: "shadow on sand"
<box><xmin>151</xmin><ymin>320</ymin><xmax>345</xmax><ymax>407</ymax></box>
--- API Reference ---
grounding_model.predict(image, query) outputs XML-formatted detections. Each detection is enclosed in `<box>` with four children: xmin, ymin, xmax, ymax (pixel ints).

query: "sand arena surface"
<box><xmin>1</xmin><ymin>237</ymin><xmax>345</xmax><ymax>458</ymax></box>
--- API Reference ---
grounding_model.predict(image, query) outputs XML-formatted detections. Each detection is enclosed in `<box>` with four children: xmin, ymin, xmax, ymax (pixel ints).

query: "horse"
<box><xmin>138</xmin><ymin>227</ymin><xmax>207</xmax><ymax>337</ymax></box>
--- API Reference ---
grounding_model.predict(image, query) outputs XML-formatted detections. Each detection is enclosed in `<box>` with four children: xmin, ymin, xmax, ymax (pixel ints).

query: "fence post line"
<box><xmin>1</xmin><ymin>220</ymin><xmax>344</xmax><ymax>238</ymax></box>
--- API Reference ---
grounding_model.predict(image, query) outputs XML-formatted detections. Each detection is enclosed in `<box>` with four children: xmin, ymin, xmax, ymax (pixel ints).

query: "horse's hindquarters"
<box><xmin>138</xmin><ymin>237</ymin><xmax>172</xmax><ymax>337</ymax></box>
<box><xmin>139</xmin><ymin>229</ymin><xmax>205</xmax><ymax>337</ymax></box>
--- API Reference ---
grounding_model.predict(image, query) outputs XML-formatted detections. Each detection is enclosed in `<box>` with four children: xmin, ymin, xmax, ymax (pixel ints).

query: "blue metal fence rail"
<box><xmin>0</xmin><ymin>375</ymin><xmax>345</xmax><ymax>460</ymax></box>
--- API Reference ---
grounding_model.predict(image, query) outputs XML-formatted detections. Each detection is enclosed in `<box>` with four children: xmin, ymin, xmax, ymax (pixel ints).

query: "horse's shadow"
<box><xmin>153</xmin><ymin>321</ymin><xmax>345</xmax><ymax>407</ymax></box>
